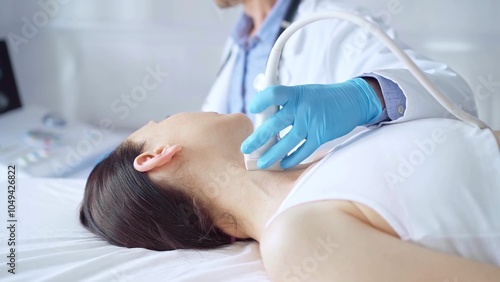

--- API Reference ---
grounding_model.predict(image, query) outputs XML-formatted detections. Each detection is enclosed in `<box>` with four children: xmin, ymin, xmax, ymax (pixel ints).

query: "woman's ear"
<box><xmin>133</xmin><ymin>145</ymin><xmax>183</xmax><ymax>172</ymax></box>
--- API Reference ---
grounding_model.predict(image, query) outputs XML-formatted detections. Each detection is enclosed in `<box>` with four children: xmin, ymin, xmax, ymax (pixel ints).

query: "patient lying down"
<box><xmin>80</xmin><ymin>112</ymin><xmax>500</xmax><ymax>281</ymax></box>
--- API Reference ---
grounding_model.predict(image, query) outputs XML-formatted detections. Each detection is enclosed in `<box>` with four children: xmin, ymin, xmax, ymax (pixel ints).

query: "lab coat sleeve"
<box><xmin>373</xmin><ymin>68</ymin><xmax>477</xmax><ymax>124</ymax></box>
<box><xmin>201</xmin><ymin>39</ymin><xmax>235</xmax><ymax>113</ymax></box>
<box><xmin>331</xmin><ymin>11</ymin><xmax>477</xmax><ymax>124</ymax></box>
<box><xmin>360</xmin><ymin>73</ymin><xmax>405</xmax><ymax>121</ymax></box>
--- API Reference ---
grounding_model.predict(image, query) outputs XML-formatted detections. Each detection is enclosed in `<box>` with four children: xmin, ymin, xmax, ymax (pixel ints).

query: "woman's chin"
<box><xmin>228</xmin><ymin>113</ymin><xmax>254</xmax><ymax>136</ymax></box>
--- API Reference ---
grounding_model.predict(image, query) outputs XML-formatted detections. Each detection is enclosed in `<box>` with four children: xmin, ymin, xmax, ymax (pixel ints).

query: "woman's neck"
<box><xmin>239</xmin><ymin>168</ymin><xmax>304</xmax><ymax>240</ymax></box>
<box><xmin>243</xmin><ymin>0</ymin><xmax>277</xmax><ymax>37</ymax></box>
<box><xmin>198</xmin><ymin>158</ymin><xmax>306</xmax><ymax>241</ymax></box>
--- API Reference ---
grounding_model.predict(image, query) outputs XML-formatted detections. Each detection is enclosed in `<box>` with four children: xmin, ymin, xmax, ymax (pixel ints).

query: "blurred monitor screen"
<box><xmin>0</xmin><ymin>40</ymin><xmax>22</xmax><ymax>116</ymax></box>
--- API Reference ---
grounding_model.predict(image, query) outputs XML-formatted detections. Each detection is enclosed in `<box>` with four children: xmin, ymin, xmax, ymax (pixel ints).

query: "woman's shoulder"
<box><xmin>260</xmin><ymin>199</ymin><xmax>397</xmax><ymax>281</ymax></box>
<box><xmin>265</xmin><ymin>198</ymin><xmax>399</xmax><ymax>244</ymax></box>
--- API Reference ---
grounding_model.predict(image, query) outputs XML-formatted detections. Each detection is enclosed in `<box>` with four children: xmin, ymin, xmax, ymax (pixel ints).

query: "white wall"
<box><xmin>351</xmin><ymin>0</ymin><xmax>500</xmax><ymax>129</ymax></box>
<box><xmin>0</xmin><ymin>0</ymin><xmax>241</xmax><ymax>130</ymax></box>
<box><xmin>1</xmin><ymin>0</ymin><xmax>499</xmax><ymax>130</ymax></box>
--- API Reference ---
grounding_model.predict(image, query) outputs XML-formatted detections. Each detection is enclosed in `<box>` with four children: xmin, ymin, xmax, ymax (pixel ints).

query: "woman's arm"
<box><xmin>260</xmin><ymin>201</ymin><xmax>500</xmax><ymax>282</ymax></box>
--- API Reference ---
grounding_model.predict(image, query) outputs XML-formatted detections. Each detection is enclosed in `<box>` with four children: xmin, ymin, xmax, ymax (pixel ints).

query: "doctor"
<box><xmin>204</xmin><ymin>0</ymin><xmax>476</xmax><ymax>169</ymax></box>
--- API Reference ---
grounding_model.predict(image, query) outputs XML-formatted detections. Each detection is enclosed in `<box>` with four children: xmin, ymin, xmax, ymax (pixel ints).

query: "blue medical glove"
<box><xmin>240</xmin><ymin>78</ymin><xmax>383</xmax><ymax>169</ymax></box>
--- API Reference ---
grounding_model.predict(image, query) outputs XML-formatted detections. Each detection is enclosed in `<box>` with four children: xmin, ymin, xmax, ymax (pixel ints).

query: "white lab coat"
<box><xmin>203</xmin><ymin>0</ymin><xmax>476</xmax><ymax>122</ymax></box>
<box><xmin>204</xmin><ymin>0</ymin><xmax>476</xmax><ymax>164</ymax></box>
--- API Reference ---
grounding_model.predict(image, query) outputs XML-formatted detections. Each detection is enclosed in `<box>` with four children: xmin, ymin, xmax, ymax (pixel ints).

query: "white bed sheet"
<box><xmin>0</xmin><ymin>178</ymin><xmax>271</xmax><ymax>282</ymax></box>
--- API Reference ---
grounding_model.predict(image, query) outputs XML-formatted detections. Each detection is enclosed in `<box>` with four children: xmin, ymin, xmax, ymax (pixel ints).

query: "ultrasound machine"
<box><xmin>0</xmin><ymin>39</ymin><xmax>124</xmax><ymax>178</ymax></box>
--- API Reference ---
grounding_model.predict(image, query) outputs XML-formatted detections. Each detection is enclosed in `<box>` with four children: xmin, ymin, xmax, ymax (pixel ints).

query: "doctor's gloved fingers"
<box><xmin>281</xmin><ymin>139</ymin><xmax>321</xmax><ymax>169</ymax></box>
<box><xmin>257</xmin><ymin>127</ymin><xmax>307</xmax><ymax>169</ymax></box>
<box><xmin>248</xmin><ymin>85</ymin><xmax>293</xmax><ymax>114</ymax></box>
<box><xmin>240</xmin><ymin>110</ymin><xmax>294</xmax><ymax>154</ymax></box>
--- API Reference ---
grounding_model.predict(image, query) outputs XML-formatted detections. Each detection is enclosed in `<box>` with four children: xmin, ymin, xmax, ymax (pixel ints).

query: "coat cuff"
<box><xmin>360</xmin><ymin>73</ymin><xmax>407</xmax><ymax>121</ymax></box>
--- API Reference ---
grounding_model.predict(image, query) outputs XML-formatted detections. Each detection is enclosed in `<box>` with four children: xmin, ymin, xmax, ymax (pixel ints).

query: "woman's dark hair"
<box><xmin>79</xmin><ymin>140</ymin><xmax>232</xmax><ymax>251</ymax></box>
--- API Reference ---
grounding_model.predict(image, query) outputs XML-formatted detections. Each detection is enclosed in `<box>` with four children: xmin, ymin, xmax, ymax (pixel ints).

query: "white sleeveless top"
<box><xmin>268</xmin><ymin>118</ymin><xmax>500</xmax><ymax>265</ymax></box>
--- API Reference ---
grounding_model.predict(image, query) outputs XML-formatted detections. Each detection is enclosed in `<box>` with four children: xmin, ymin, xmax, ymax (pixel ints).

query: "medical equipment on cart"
<box><xmin>244</xmin><ymin>11</ymin><xmax>490</xmax><ymax>171</ymax></box>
